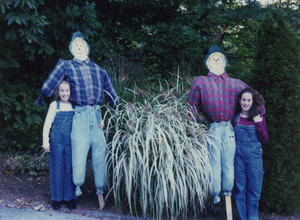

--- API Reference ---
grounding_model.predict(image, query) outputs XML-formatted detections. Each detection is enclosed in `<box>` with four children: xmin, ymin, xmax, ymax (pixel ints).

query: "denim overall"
<box><xmin>49</xmin><ymin>100</ymin><xmax>76</xmax><ymax>202</ymax></box>
<box><xmin>234</xmin><ymin>114</ymin><xmax>263</xmax><ymax>220</ymax></box>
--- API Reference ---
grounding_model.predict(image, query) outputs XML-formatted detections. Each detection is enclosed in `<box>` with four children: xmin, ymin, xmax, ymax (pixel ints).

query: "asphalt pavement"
<box><xmin>0</xmin><ymin>199</ymin><xmax>140</xmax><ymax>220</ymax></box>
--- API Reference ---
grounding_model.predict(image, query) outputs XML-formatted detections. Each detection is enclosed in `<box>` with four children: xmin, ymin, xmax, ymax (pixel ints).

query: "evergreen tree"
<box><xmin>250</xmin><ymin>12</ymin><xmax>300</xmax><ymax>214</ymax></box>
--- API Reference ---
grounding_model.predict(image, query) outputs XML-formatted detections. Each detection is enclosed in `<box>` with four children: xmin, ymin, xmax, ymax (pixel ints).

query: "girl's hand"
<box><xmin>253</xmin><ymin>114</ymin><xmax>263</xmax><ymax>123</ymax></box>
<box><xmin>43</xmin><ymin>145</ymin><xmax>50</xmax><ymax>153</ymax></box>
<box><xmin>98</xmin><ymin>120</ymin><xmax>104</xmax><ymax>129</ymax></box>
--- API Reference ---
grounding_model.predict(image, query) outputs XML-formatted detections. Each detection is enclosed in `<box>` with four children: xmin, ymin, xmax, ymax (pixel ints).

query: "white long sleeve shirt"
<box><xmin>42</xmin><ymin>101</ymin><xmax>74</xmax><ymax>148</ymax></box>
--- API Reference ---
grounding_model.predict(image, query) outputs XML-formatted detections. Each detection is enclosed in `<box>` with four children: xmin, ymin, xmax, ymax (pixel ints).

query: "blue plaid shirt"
<box><xmin>40</xmin><ymin>58</ymin><xmax>119</xmax><ymax>108</ymax></box>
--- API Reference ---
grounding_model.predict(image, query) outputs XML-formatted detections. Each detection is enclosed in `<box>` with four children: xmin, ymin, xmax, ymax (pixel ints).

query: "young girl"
<box><xmin>42</xmin><ymin>80</ymin><xmax>76</xmax><ymax>210</ymax></box>
<box><xmin>232</xmin><ymin>88</ymin><xmax>269</xmax><ymax>220</ymax></box>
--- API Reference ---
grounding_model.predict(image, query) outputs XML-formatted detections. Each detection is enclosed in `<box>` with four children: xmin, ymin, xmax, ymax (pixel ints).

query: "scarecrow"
<box><xmin>188</xmin><ymin>45</ymin><xmax>254</xmax><ymax>219</ymax></box>
<box><xmin>37</xmin><ymin>31</ymin><xmax>119</xmax><ymax>210</ymax></box>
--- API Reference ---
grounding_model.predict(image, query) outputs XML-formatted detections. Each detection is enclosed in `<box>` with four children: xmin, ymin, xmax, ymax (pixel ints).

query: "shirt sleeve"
<box><xmin>255</xmin><ymin>115</ymin><xmax>269</xmax><ymax>144</ymax></box>
<box><xmin>103</xmin><ymin>70</ymin><xmax>119</xmax><ymax>109</ymax></box>
<box><xmin>188</xmin><ymin>77</ymin><xmax>202</xmax><ymax>115</ymax></box>
<box><xmin>40</xmin><ymin>59</ymin><xmax>66</xmax><ymax>97</ymax></box>
<box><xmin>42</xmin><ymin>101</ymin><xmax>57</xmax><ymax>148</ymax></box>
<box><xmin>237</xmin><ymin>79</ymin><xmax>249</xmax><ymax>91</ymax></box>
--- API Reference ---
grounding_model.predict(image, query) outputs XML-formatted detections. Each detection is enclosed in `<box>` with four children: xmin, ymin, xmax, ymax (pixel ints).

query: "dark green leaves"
<box><xmin>251</xmin><ymin>12</ymin><xmax>300</xmax><ymax>215</ymax></box>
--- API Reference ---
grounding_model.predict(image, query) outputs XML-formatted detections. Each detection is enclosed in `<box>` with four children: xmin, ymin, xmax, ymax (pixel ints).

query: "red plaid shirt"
<box><xmin>188</xmin><ymin>72</ymin><xmax>248</xmax><ymax>123</ymax></box>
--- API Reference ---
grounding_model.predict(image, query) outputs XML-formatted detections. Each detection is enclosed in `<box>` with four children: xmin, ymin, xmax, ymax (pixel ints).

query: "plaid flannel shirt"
<box><xmin>40</xmin><ymin>58</ymin><xmax>119</xmax><ymax>108</ymax></box>
<box><xmin>188</xmin><ymin>72</ymin><xmax>248</xmax><ymax>123</ymax></box>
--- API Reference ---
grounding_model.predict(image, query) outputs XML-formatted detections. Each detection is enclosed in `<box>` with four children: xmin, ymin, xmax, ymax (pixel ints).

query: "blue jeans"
<box><xmin>234</xmin><ymin>114</ymin><xmax>263</xmax><ymax>220</ymax></box>
<box><xmin>209</xmin><ymin>121</ymin><xmax>236</xmax><ymax>203</ymax></box>
<box><xmin>71</xmin><ymin>105</ymin><xmax>107</xmax><ymax>195</ymax></box>
<box><xmin>50</xmin><ymin>110</ymin><xmax>76</xmax><ymax>201</ymax></box>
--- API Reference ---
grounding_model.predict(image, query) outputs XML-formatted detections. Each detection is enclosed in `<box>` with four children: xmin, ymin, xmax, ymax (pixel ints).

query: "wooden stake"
<box><xmin>98</xmin><ymin>194</ymin><xmax>105</xmax><ymax>210</ymax></box>
<box><xmin>225</xmin><ymin>195</ymin><xmax>233</xmax><ymax>220</ymax></box>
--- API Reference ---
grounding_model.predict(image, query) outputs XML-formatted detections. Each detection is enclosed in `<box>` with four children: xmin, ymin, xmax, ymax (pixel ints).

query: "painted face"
<box><xmin>240</xmin><ymin>92</ymin><xmax>253</xmax><ymax>113</ymax></box>
<box><xmin>72</xmin><ymin>38</ymin><xmax>88</xmax><ymax>60</ymax></box>
<box><xmin>206</xmin><ymin>52</ymin><xmax>226</xmax><ymax>75</ymax></box>
<box><xmin>58</xmin><ymin>83</ymin><xmax>71</xmax><ymax>103</ymax></box>
<box><xmin>209</xmin><ymin>53</ymin><xmax>225</xmax><ymax>68</ymax></box>
<box><xmin>211</xmin><ymin>54</ymin><xmax>221</xmax><ymax>66</ymax></box>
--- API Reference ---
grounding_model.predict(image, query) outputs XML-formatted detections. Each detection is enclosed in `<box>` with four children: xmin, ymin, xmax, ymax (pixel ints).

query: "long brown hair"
<box><xmin>236</xmin><ymin>88</ymin><xmax>265</xmax><ymax>121</ymax></box>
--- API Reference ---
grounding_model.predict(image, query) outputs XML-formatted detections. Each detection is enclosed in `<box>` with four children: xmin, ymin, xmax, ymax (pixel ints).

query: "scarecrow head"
<box><xmin>204</xmin><ymin>45</ymin><xmax>228</xmax><ymax>75</ymax></box>
<box><xmin>69</xmin><ymin>31</ymin><xmax>90</xmax><ymax>61</ymax></box>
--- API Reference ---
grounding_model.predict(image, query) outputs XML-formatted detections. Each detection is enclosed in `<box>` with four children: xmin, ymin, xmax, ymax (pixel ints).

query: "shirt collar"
<box><xmin>208</xmin><ymin>71</ymin><xmax>228</xmax><ymax>80</ymax></box>
<box><xmin>73</xmin><ymin>57</ymin><xmax>90</xmax><ymax>65</ymax></box>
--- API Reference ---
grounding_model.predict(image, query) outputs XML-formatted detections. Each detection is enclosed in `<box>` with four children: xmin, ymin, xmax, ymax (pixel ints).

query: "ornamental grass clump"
<box><xmin>104</xmin><ymin>81</ymin><xmax>213</xmax><ymax>219</ymax></box>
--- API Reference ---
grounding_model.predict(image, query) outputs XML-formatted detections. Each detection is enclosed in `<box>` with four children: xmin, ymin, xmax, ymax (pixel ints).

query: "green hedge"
<box><xmin>250</xmin><ymin>12</ymin><xmax>300</xmax><ymax>214</ymax></box>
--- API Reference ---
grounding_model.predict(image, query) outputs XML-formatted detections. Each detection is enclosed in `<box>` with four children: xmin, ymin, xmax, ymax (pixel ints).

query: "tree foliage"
<box><xmin>250</xmin><ymin>12</ymin><xmax>300</xmax><ymax>214</ymax></box>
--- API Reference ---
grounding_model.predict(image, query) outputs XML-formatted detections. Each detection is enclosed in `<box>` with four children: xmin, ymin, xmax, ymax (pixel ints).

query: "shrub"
<box><xmin>0</xmin><ymin>79</ymin><xmax>46</xmax><ymax>154</ymax></box>
<box><xmin>250</xmin><ymin>12</ymin><xmax>300</xmax><ymax>214</ymax></box>
<box><xmin>5</xmin><ymin>154</ymin><xmax>49</xmax><ymax>176</ymax></box>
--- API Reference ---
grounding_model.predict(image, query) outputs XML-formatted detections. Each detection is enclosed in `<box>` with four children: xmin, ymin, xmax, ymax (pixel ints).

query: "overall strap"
<box><xmin>56</xmin><ymin>100</ymin><xmax>60</xmax><ymax>110</ymax></box>
<box><xmin>236</xmin><ymin>114</ymin><xmax>240</xmax><ymax>124</ymax></box>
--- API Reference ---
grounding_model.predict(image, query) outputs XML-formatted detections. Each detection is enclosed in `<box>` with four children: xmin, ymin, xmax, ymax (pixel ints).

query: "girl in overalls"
<box><xmin>232</xmin><ymin>88</ymin><xmax>269</xmax><ymax>220</ymax></box>
<box><xmin>42</xmin><ymin>80</ymin><xmax>76</xmax><ymax>210</ymax></box>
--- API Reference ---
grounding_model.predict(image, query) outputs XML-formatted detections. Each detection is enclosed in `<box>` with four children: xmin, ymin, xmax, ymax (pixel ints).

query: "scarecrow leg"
<box><xmin>225</xmin><ymin>195</ymin><xmax>233</xmax><ymax>220</ymax></box>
